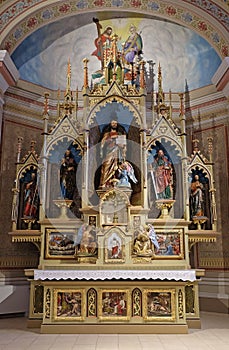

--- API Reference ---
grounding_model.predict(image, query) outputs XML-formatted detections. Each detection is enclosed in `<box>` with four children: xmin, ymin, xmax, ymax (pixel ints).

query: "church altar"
<box><xmin>9</xmin><ymin>19</ymin><xmax>218</xmax><ymax>334</ymax></box>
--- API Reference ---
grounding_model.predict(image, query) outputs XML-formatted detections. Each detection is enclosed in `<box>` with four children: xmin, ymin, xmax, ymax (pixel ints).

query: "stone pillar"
<box><xmin>0</xmin><ymin>50</ymin><xmax>19</xmax><ymax>144</ymax></box>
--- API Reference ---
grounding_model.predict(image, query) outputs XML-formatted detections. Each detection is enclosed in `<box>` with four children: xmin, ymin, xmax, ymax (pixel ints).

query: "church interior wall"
<box><xmin>0</xmin><ymin>1</ymin><xmax>228</xmax><ymax>319</ymax></box>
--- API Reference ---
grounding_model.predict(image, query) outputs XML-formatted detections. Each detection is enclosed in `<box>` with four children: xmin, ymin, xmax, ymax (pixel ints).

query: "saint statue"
<box><xmin>190</xmin><ymin>174</ymin><xmax>204</xmax><ymax>219</ymax></box>
<box><xmin>150</xmin><ymin>149</ymin><xmax>173</xmax><ymax>199</ymax></box>
<box><xmin>99</xmin><ymin>119</ymin><xmax>126</xmax><ymax>188</ymax></box>
<box><xmin>60</xmin><ymin>149</ymin><xmax>77</xmax><ymax>200</ymax></box>
<box><xmin>23</xmin><ymin>172</ymin><xmax>39</xmax><ymax>220</ymax></box>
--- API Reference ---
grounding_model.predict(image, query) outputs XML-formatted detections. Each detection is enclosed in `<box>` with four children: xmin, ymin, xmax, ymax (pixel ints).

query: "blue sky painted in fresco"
<box><xmin>12</xmin><ymin>17</ymin><xmax>221</xmax><ymax>92</ymax></box>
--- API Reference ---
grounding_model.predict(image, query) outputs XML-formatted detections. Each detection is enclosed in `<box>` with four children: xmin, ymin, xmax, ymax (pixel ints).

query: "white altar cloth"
<box><xmin>34</xmin><ymin>269</ymin><xmax>196</xmax><ymax>282</ymax></box>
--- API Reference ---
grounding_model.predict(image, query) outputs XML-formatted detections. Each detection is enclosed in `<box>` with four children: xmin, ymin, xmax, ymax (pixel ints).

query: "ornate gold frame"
<box><xmin>45</xmin><ymin>228</ymin><xmax>76</xmax><ymax>259</ymax></box>
<box><xmin>143</xmin><ymin>289</ymin><xmax>176</xmax><ymax>322</ymax></box>
<box><xmin>104</xmin><ymin>229</ymin><xmax>126</xmax><ymax>264</ymax></box>
<box><xmin>98</xmin><ymin>289</ymin><xmax>131</xmax><ymax>321</ymax></box>
<box><xmin>89</xmin><ymin>215</ymin><xmax>97</xmax><ymax>227</ymax></box>
<box><xmin>153</xmin><ymin>229</ymin><xmax>184</xmax><ymax>259</ymax></box>
<box><xmin>53</xmin><ymin>288</ymin><xmax>85</xmax><ymax>321</ymax></box>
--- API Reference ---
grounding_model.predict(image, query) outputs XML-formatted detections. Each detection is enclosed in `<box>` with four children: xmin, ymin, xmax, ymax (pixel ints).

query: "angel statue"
<box><xmin>148</xmin><ymin>224</ymin><xmax>160</xmax><ymax>253</ymax></box>
<box><xmin>116</xmin><ymin>161</ymin><xmax>138</xmax><ymax>188</ymax></box>
<box><xmin>133</xmin><ymin>225</ymin><xmax>153</xmax><ymax>257</ymax></box>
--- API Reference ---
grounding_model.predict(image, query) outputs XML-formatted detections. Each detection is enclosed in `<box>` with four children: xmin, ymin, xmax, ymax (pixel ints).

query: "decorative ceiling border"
<box><xmin>0</xmin><ymin>1</ymin><xmax>228</xmax><ymax>58</ymax></box>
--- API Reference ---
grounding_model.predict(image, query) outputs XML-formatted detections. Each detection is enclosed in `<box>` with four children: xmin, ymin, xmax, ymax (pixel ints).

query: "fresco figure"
<box><xmin>190</xmin><ymin>174</ymin><xmax>204</xmax><ymax>218</ymax></box>
<box><xmin>150</xmin><ymin>149</ymin><xmax>173</xmax><ymax>199</ymax></box>
<box><xmin>23</xmin><ymin>172</ymin><xmax>39</xmax><ymax>219</ymax></box>
<box><xmin>92</xmin><ymin>17</ymin><xmax>113</xmax><ymax>70</ymax></box>
<box><xmin>99</xmin><ymin>119</ymin><xmax>126</xmax><ymax>188</ymax></box>
<box><xmin>60</xmin><ymin>149</ymin><xmax>77</xmax><ymax>200</ymax></box>
<box><xmin>123</xmin><ymin>24</ymin><xmax>143</xmax><ymax>65</ymax></box>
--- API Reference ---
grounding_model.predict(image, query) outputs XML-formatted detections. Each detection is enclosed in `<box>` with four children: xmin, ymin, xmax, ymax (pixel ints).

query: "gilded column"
<box><xmin>40</xmin><ymin>93</ymin><xmax>49</xmax><ymax>220</ymax></box>
<box><xmin>208</xmin><ymin>137</ymin><xmax>217</xmax><ymax>230</ymax></box>
<box><xmin>179</xmin><ymin>93</ymin><xmax>189</xmax><ymax>221</ymax></box>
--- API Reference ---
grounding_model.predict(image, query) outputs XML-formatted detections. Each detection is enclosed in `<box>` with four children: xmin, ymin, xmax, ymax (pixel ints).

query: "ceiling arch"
<box><xmin>0</xmin><ymin>0</ymin><xmax>228</xmax><ymax>59</ymax></box>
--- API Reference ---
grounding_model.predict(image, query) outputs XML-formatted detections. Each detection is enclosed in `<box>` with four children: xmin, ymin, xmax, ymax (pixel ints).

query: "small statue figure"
<box><xmin>150</xmin><ymin>149</ymin><xmax>173</xmax><ymax>199</ymax></box>
<box><xmin>133</xmin><ymin>226</ymin><xmax>153</xmax><ymax>256</ymax></box>
<box><xmin>23</xmin><ymin>172</ymin><xmax>39</xmax><ymax>220</ymax></box>
<box><xmin>60</xmin><ymin>149</ymin><xmax>77</xmax><ymax>200</ymax></box>
<box><xmin>116</xmin><ymin>161</ymin><xmax>138</xmax><ymax>188</ymax></box>
<box><xmin>148</xmin><ymin>224</ymin><xmax>160</xmax><ymax>253</ymax></box>
<box><xmin>190</xmin><ymin>174</ymin><xmax>204</xmax><ymax>218</ymax></box>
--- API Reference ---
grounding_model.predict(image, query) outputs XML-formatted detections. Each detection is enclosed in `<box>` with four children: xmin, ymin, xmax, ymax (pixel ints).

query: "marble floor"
<box><xmin>0</xmin><ymin>312</ymin><xmax>229</xmax><ymax>350</ymax></box>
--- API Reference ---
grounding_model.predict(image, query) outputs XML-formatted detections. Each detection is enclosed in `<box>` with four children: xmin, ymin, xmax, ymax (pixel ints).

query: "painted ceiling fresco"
<box><xmin>12</xmin><ymin>16</ymin><xmax>221</xmax><ymax>92</ymax></box>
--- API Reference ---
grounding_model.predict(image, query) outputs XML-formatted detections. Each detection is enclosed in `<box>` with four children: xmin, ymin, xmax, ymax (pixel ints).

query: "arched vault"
<box><xmin>0</xmin><ymin>1</ymin><xmax>228</xmax><ymax>58</ymax></box>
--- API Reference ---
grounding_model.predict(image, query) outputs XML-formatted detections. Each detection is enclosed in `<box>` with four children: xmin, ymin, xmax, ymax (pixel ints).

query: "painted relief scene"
<box><xmin>105</xmin><ymin>232</ymin><xmax>124</xmax><ymax>261</ymax></box>
<box><xmin>75</xmin><ymin>224</ymin><xmax>98</xmax><ymax>257</ymax></box>
<box><xmin>154</xmin><ymin>232</ymin><xmax>182</xmax><ymax>257</ymax></box>
<box><xmin>55</xmin><ymin>291</ymin><xmax>83</xmax><ymax>319</ymax></box>
<box><xmin>46</xmin><ymin>230</ymin><xmax>75</xmax><ymax>257</ymax></box>
<box><xmin>132</xmin><ymin>225</ymin><xmax>182</xmax><ymax>258</ymax></box>
<box><xmin>145</xmin><ymin>291</ymin><xmax>173</xmax><ymax>318</ymax></box>
<box><xmin>100</xmin><ymin>291</ymin><xmax>129</xmax><ymax>319</ymax></box>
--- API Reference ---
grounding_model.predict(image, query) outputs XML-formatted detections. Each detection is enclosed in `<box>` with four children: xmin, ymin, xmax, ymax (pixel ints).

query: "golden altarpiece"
<box><xmin>9</xmin><ymin>33</ymin><xmax>219</xmax><ymax>333</ymax></box>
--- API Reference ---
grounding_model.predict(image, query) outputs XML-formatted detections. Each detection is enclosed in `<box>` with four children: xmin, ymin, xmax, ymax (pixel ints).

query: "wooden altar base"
<box><xmin>27</xmin><ymin>317</ymin><xmax>200</xmax><ymax>332</ymax></box>
<box><xmin>28</xmin><ymin>277</ymin><xmax>200</xmax><ymax>334</ymax></box>
<box><xmin>40</xmin><ymin>323</ymin><xmax>188</xmax><ymax>334</ymax></box>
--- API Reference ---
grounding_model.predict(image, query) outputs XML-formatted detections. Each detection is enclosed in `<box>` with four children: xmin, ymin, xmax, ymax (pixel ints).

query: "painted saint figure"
<box><xmin>60</xmin><ymin>149</ymin><xmax>77</xmax><ymax>200</ymax></box>
<box><xmin>23</xmin><ymin>172</ymin><xmax>39</xmax><ymax>219</ymax></box>
<box><xmin>92</xmin><ymin>17</ymin><xmax>113</xmax><ymax>69</ymax></box>
<box><xmin>123</xmin><ymin>24</ymin><xmax>143</xmax><ymax>65</ymax></box>
<box><xmin>190</xmin><ymin>174</ymin><xmax>204</xmax><ymax>218</ymax></box>
<box><xmin>151</xmin><ymin>149</ymin><xmax>173</xmax><ymax>199</ymax></box>
<box><xmin>111</xmin><ymin>237</ymin><xmax>120</xmax><ymax>258</ymax></box>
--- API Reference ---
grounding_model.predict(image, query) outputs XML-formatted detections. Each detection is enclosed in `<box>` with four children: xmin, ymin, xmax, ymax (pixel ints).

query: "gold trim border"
<box><xmin>98</xmin><ymin>289</ymin><xmax>131</xmax><ymax>321</ymax></box>
<box><xmin>53</xmin><ymin>288</ymin><xmax>86</xmax><ymax>321</ymax></box>
<box><xmin>143</xmin><ymin>289</ymin><xmax>176</xmax><ymax>322</ymax></box>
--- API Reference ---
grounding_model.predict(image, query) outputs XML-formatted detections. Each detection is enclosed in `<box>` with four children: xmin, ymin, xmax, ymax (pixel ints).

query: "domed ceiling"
<box><xmin>12</xmin><ymin>16</ymin><xmax>221</xmax><ymax>92</ymax></box>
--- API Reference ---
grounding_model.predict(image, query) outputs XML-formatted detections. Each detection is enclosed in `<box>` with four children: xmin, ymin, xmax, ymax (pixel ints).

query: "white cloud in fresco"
<box><xmin>17</xmin><ymin>18</ymin><xmax>220</xmax><ymax>92</ymax></box>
